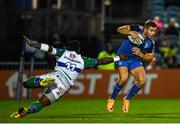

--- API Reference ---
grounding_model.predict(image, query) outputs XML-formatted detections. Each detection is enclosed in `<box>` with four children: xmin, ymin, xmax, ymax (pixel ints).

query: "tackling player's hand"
<box><xmin>119</xmin><ymin>54</ymin><xmax>128</xmax><ymax>60</ymax></box>
<box><xmin>23</xmin><ymin>35</ymin><xmax>33</xmax><ymax>47</ymax></box>
<box><xmin>129</xmin><ymin>31</ymin><xmax>141</xmax><ymax>43</ymax></box>
<box><xmin>22</xmin><ymin>35</ymin><xmax>44</xmax><ymax>51</ymax></box>
<box><xmin>132</xmin><ymin>47</ymin><xmax>143</xmax><ymax>57</ymax></box>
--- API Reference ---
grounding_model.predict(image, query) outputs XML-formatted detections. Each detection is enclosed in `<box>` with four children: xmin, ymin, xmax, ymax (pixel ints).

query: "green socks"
<box><xmin>27</xmin><ymin>101</ymin><xmax>43</xmax><ymax>114</ymax></box>
<box><xmin>23</xmin><ymin>76</ymin><xmax>42</xmax><ymax>88</ymax></box>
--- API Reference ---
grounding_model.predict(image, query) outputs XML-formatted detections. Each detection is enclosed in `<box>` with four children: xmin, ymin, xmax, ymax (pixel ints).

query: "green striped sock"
<box><xmin>24</xmin><ymin>76</ymin><xmax>42</xmax><ymax>88</ymax></box>
<box><xmin>27</xmin><ymin>101</ymin><xmax>43</xmax><ymax>114</ymax></box>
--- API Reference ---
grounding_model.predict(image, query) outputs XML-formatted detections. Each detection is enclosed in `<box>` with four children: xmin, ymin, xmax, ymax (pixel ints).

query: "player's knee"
<box><xmin>39</xmin><ymin>95</ymin><xmax>51</xmax><ymax>107</ymax></box>
<box><xmin>137</xmin><ymin>77</ymin><xmax>146</xmax><ymax>86</ymax></box>
<box><xmin>119</xmin><ymin>76</ymin><xmax>128</xmax><ymax>84</ymax></box>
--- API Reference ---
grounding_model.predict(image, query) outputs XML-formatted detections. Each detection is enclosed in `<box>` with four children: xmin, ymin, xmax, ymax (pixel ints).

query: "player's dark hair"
<box><xmin>144</xmin><ymin>20</ymin><xmax>157</xmax><ymax>29</ymax></box>
<box><xmin>68</xmin><ymin>40</ymin><xmax>80</xmax><ymax>53</ymax></box>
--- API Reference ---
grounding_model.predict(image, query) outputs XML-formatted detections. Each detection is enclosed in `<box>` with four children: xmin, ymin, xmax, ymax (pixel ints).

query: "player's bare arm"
<box><xmin>97</xmin><ymin>56</ymin><xmax>120</xmax><ymax>65</ymax></box>
<box><xmin>132</xmin><ymin>47</ymin><xmax>154</xmax><ymax>61</ymax></box>
<box><xmin>23</xmin><ymin>35</ymin><xmax>56</xmax><ymax>55</ymax></box>
<box><xmin>117</xmin><ymin>25</ymin><xmax>141</xmax><ymax>42</ymax></box>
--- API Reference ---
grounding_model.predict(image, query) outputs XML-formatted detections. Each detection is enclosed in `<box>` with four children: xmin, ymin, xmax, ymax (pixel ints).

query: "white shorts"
<box><xmin>37</xmin><ymin>71</ymin><xmax>71</xmax><ymax>101</ymax></box>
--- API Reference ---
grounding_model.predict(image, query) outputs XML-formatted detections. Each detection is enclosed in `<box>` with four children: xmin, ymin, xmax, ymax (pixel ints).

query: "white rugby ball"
<box><xmin>128</xmin><ymin>33</ymin><xmax>144</xmax><ymax>45</ymax></box>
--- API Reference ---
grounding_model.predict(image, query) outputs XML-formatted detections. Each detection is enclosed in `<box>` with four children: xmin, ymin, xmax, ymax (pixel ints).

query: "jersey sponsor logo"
<box><xmin>64</xmin><ymin>56</ymin><xmax>81</xmax><ymax>63</ymax></box>
<box><xmin>70</xmin><ymin>53</ymin><xmax>76</xmax><ymax>59</ymax></box>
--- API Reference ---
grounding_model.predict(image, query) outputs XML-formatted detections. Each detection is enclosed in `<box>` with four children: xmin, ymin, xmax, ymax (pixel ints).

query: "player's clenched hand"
<box><xmin>132</xmin><ymin>47</ymin><xmax>143</xmax><ymax>57</ymax></box>
<box><xmin>23</xmin><ymin>35</ymin><xmax>33</xmax><ymax>47</ymax></box>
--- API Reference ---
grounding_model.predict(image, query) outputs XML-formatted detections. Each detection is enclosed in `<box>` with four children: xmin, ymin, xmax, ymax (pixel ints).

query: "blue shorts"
<box><xmin>116</xmin><ymin>59</ymin><xmax>143</xmax><ymax>71</ymax></box>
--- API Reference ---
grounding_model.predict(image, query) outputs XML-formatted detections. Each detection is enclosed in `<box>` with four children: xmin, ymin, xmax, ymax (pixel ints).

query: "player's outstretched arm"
<box><xmin>83</xmin><ymin>56</ymin><xmax>120</xmax><ymax>68</ymax></box>
<box><xmin>23</xmin><ymin>35</ymin><xmax>57</xmax><ymax>55</ymax></box>
<box><xmin>96</xmin><ymin>56</ymin><xmax>120</xmax><ymax>65</ymax></box>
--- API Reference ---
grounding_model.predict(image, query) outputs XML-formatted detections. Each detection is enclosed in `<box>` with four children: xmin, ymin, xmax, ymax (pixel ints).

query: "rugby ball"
<box><xmin>128</xmin><ymin>33</ymin><xmax>144</xmax><ymax>45</ymax></box>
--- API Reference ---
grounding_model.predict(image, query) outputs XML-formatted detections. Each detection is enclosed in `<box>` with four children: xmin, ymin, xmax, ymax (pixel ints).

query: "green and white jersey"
<box><xmin>54</xmin><ymin>48</ymin><xmax>97</xmax><ymax>85</ymax></box>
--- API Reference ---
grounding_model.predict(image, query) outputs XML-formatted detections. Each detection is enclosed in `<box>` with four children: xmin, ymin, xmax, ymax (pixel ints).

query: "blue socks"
<box><xmin>110</xmin><ymin>83</ymin><xmax>122</xmax><ymax>100</ymax></box>
<box><xmin>126</xmin><ymin>84</ymin><xmax>141</xmax><ymax>100</ymax></box>
<box><xmin>110</xmin><ymin>83</ymin><xmax>141</xmax><ymax>100</ymax></box>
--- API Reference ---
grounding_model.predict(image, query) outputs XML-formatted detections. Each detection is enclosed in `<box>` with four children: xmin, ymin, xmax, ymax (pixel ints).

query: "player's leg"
<box><xmin>23</xmin><ymin>76</ymin><xmax>43</xmax><ymax>88</ymax></box>
<box><xmin>122</xmin><ymin>66</ymin><xmax>146</xmax><ymax>113</ymax></box>
<box><xmin>111</xmin><ymin>67</ymin><xmax>129</xmax><ymax>99</ymax></box>
<box><xmin>10</xmin><ymin>95</ymin><xmax>50</xmax><ymax>118</ymax></box>
<box><xmin>11</xmin><ymin>82</ymin><xmax>69</xmax><ymax>118</ymax></box>
<box><xmin>128</xmin><ymin>66</ymin><xmax>146</xmax><ymax>99</ymax></box>
<box><xmin>23</xmin><ymin>74</ymin><xmax>55</xmax><ymax>88</ymax></box>
<box><xmin>106</xmin><ymin>66</ymin><xmax>129</xmax><ymax>112</ymax></box>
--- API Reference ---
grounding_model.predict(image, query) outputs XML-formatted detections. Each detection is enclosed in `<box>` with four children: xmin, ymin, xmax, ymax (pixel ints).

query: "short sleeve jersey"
<box><xmin>116</xmin><ymin>24</ymin><xmax>155</xmax><ymax>60</ymax></box>
<box><xmin>54</xmin><ymin>49</ymin><xmax>97</xmax><ymax>85</ymax></box>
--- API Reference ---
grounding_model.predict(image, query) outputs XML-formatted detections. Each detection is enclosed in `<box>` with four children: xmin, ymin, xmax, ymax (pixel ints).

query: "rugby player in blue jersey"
<box><xmin>106</xmin><ymin>20</ymin><xmax>157</xmax><ymax>113</ymax></box>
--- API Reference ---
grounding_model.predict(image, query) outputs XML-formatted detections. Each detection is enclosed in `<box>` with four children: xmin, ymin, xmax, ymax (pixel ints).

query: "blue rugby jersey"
<box><xmin>116</xmin><ymin>24</ymin><xmax>155</xmax><ymax>60</ymax></box>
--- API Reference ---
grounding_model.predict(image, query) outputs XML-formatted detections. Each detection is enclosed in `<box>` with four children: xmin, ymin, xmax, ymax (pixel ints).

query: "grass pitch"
<box><xmin>0</xmin><ymin>98</ymin><xmax>180</xmax><ymax>123</ymax></box>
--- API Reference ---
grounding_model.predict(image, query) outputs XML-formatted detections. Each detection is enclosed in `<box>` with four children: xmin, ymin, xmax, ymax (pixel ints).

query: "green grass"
<box><xmin>1</xmin><ymin>98</ymin><xmax>180</xmax><ymax>123</ymax></box>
